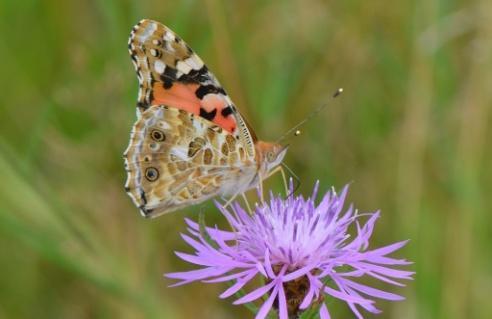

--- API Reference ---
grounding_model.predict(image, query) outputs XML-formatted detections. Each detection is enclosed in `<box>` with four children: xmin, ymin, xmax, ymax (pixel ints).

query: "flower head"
<box><xmin>166</xmin><ymin>183</ymin><xmax>413</xmax><ymax>318</ymax></box>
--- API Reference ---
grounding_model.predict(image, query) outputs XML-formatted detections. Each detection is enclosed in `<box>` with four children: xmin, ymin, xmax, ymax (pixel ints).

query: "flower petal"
<box><xmin>344</xmin><ymin>286</ymin><xmax>382</xmax><ymax>314</ymax></box>
<box><xmin>263</xmin><ymin>249</ymin><xmax>275</xmax><ymax>279</ymax></box>
<box><xmin>319</xmin><ymin>303</ymin><xmax>331</xmax><ymax>319</ymax></box>
<box><xmin>365</xmin><ymin>240</ymin><xmax>410</xmax><ymax>259</ymax></box>
<box><xmin>299</xmin><ymin>281</ymin><xmax>316</xmax><ymax>309</ymax></box>
<box><xmin>203</xmin><ymin>269</ymin><xmax>253</xmax><ymax>283</ymax></box>
<box><xmin>219</xmin><ymin>270</ymin><xmax>258</xmax><ymax>299</ymax></box>
<box><xmin>282</xmin><ymin>264</ymin><xmax>316</xmax><ymax>282</ymax></box>
<box><xmin>174</xmin><ymin>252</ymin><xmax>226</xmax><ymax>267</ymax></box>
<box><xmin>323</xmin><ymin>285</ymin><xmax>372</xmax><ymax>305</ymax></box>
<box><xmin>353</xmin><ymin>261</ymin><xmax>415</xmax><ymax>279</ymax></box>
<box><xmin>341</xmin><ymin>278</ymin><xmax>405</xmax><ymax>301</ymax></box>
<box><xmin>185</xmin><ymin>218</ymin><xmax>236</xmax><ymax>241</ymax></box>
<box><xmin>165</xmin><ymin>266</ymin><xmax>231</xmax><ymax>281</ymax></box>
<box><xmin>233</xmin><ymin>280</ymin><xmax>277</xmax><ymax>305</ymax></box>
<box><xmin>255</xmin><ymin>284</ymin><xmax>279</xmax><ymax>319</ymax></box>
<box><xmin>277</xmin><ymin>282</ymin><xmax>288</xmax><ymax>319</ymax></box>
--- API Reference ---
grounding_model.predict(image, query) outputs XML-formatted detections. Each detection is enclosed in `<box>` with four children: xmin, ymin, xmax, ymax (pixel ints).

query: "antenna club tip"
<box><xmin>333</xmin><ymin>87</ymin><xmax>344</xmax><ymax>98</ymax></box>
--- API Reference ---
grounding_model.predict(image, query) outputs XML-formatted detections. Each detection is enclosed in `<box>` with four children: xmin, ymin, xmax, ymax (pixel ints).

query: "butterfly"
<box><xmin>124</xmin><ymin>19</ymin><xmax>288</xmax><ymax>218</ymax></box>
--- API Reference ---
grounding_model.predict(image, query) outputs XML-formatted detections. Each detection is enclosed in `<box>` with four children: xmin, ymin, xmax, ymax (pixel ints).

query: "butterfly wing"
<box><xmin>128</xmin><ymin>19</ymin><xmax>256</xmax><ymax>158</ymax></box>
<box><xmin>124</xmin><ymin>105</ymin><xmax>256</xmax><ymax>218</ymax></box>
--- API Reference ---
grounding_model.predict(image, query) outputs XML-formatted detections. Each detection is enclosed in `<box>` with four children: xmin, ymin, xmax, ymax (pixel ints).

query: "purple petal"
<box><xmin>206</xmin><ymin>229</ymin><xmax>244</xmax><ymax>259</ymax></box>
<box><xmin>233</xmin><ymin>280</ymin><xmax>277</xmax><ymax>305</ymax></box>
<box><xmin>255</xmin><ymin>284</ymin><xmax>279</xmax><ymax>319</ymax></box>
<box><xmin>219</xmin><ymin>270</ymin><xmax>258</xmax><ymax>298</ymax></box>
<box><xmin>299</xmin><ymin>280</ymin><xmax>316</xmax><ymax>309</ymax></box>
<box><xmin>364</xmin><ymin>254</ymin><xmax>412</xmax><ymax>265</ymax></box>
<box><xmin>167</xmin><ymin>279</ymin><xmax>197</xmax><ymax>287</ymax></box>
<box><xmin>203</xmin><ymin>269</ymin><xmax>253</xmax><ymax>283</ymax></box>
<box><xmin>352</xmin><ymin>261</ymin><xmax>415</xmax><ymax>279</ymax></box>
<box><xmin>364</xmin><ymin>253</ymin><xmax>413</xmax><ymax>266</ymax></box>
<box><xmin>365</xmin><ymin>240</ymin><xmax>410</xmax><ymax>258</ymax></box>
<box><xmin>319</xmin><ymin>303</ymin><xmax>331</xmax><ymax>319</ymax></box>
<box><xmin>277</xmin><ymin>283</ymin><xmax>288</xmax><ymax>319</ymax></box>
<box><xmin>263</xmin><ymin>249</ymin><xmax>275</xmax><ymax>278</ymax></box>
<box><xmin>364</xmin><ymin>271</ymin><xmax>406</xmax><ymax>287</ymax></box>
<box><xmin>185</xmin><ymin>218</ymin><xmax>236</xmax><ymax>240</ymax></box>
<box><xmin>323</xmin><ymin>285</ymin><xmax>372</xmax><ymax>305</ymax></box>
<box><xmin>347</xmin><ymin>302</ymin><xmax>365</xmax><ymax>319</ymax></box>
<box><xmin>174</xmin><ymin>252</ymin><xmax>229</xmax><ymax>267</ymax></box>
<box><xmin>180</xmin><ymin>234</ymin><xmax>212</xmax><ymax>254</ymax></box>
<box><xmin>340</xmin><ymin>278</ymin><xmax>405</xmax><ymax>301</ymax></box>
<box><xmin>179</xmin><ymin>234</ymin><xmax>249</xmax><ymax>268</ymax></box>
<box><xmin>165</xmin><ymin>266</ymin><xmax>231</xmax><ymax>281</ymax></box>
<box><xmin>344</xmin><ymin>286</ymin><xmax>382</xmax><ymax>314</ymax></box>
<box><xmin>282</xmin><ymin>264</ymin><xmax>316</xmax><ymax>282</ymax></box>
<box><xmin>256</xmin><ymin>261</ymin><xmax>268</xmax><ymax>277</ymax></box>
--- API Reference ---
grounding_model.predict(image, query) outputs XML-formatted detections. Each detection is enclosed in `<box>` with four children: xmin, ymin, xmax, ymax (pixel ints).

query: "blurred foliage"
<box><xmin>0</xmin><ymin>0</ymin><xmax>491</xmax><ymax>318</ymax></box>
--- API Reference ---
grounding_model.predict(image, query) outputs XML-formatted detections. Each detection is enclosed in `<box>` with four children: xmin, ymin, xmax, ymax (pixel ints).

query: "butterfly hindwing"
<box><xmin>124</xmin><ymin>105</ymin><xmax>256</xmax><ymax>218</ymax></box>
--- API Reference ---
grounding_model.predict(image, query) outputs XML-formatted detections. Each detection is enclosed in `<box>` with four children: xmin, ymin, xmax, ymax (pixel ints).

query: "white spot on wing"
<box><xmin>165</xmin><ymin>41</ymin><xmax>175</xmax><ymax>52</ymax></box>
<box><xmin>158</xmin><ymin>121</ymin><xmax>171</xmax><ymax>129</ymax></box>
<box><xmin>150</xmin><ymin>142</ymin><xmax>160</xmax><ymax>151</ymax></box>
<box><xmin>154</xmin><ymin>60</ymin><xmax>166</xmax><ymax>74</ymax></box>
<box><xmin>177</xmin><ymin>60</ymin><xmax>192</xmax><ymax>74</ymax></box>
<box><xmin>138</xmin><ymin>22</ymin><xmax>157</xmax><ymax>44</ymax></box>
<box><xmin>171</xmin><ymin>146</ymin><xmax>188</xmax><ymax>160</ymax></box>
<box><xmin>185</xmin><ymin>55</ymin><xmax>204</xmax><ymax>70</ymax></box>
<box><xmin>163</xmin><ymin>31</ymin><xmax>175</xmax><ymax>42</ymax></box>
<box><xmin>192</xmin><ymin>119</ymin><xmax>207</xmax><ymax>135</ymax></box>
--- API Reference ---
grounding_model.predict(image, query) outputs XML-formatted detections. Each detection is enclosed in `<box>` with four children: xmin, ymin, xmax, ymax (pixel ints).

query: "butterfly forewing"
<box><xmin>128</xmin><ymin>19</ymin><xmax>255</xmax><ymax>156</ymax></box>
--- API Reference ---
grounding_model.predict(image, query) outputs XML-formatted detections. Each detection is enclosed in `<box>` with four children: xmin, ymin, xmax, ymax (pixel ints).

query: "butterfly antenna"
<box><xmin>281</xmin><ymin>163</ymin><xmax>301</xmax><ymax>196</ymax></box>
<box><xmin>276</xmin><ymin>88</ymin><xmax>344</xmax><ymax>144</ymax></box>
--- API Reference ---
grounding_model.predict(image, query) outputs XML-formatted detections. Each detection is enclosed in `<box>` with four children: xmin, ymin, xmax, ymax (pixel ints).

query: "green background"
<box><xmin>0</xmin><ymin>0</ymin><xmax>491</xmax><ymax>318</ymax></box>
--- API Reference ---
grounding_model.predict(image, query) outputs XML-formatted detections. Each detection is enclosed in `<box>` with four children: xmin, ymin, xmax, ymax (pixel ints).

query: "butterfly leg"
<box><xmin>217</xmin><ymin>197</ymin><xmax>239</xmax><ymax>232</ymax></box>
<box><xmin>265</xmin><ymin>165</ymin><xmax>289</xmax><ymax>195</ymax></box>
<box><xmin>258</xmin><ymin>174</ymin><xmax>265</xmax><ymax>204</ymax></box>
<box><xmin>222</xmin><ymin>191</ymin><xmax>252</xmax><ymax>215</ymax></box>
<box><xmin>280</xmin><ymin>166</ymin><xmax>288</xmax><ymax>195</ymax></box>
<box><xmin>223</xmin><ymin>193</ymin><xmax>239</xmax><ymax>209</ymax></box>
<box><xmin>241</xmin><ymin>192</ymin><xmax>253</xmax><ymax>215</ymax></box>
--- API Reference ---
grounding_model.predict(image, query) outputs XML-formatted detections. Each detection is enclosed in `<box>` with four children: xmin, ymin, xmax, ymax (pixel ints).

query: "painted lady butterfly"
<box><xmin>124</xmin><ymin>19</ymin><xmax>288</xmax><ymax>218</ymax></box>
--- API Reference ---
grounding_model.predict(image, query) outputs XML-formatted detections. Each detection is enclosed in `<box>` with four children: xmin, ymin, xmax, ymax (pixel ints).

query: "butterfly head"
<box><xmin>256</xmin><ymin>141</ymin><xmax>288</xmax><ymax>176</ymax></box>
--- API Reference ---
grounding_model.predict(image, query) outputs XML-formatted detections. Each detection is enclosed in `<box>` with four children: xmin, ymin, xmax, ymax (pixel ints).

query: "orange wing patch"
<box><xmin>129</xmin><ymin>19</ymin><xmax>238</xmax><ymax>134</ymax></box>
<box><xmin>151</xmin><ymin>82</ymin><xmax>237</xmax><ymax>134</ymax></box>
<box><xmin>152</xmin><ymin>82</ymin><xmax>200</xmax><ymax>116</ymax></box>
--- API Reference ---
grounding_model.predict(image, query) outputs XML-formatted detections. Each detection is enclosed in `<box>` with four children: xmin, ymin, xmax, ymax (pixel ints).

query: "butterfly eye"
<box><xmin>151</xmin><ymin>129</ymin><xmax>166</xmax><ymax>142</ymax></box>
<box><xmin>145</xmin><ymin>167</ymin><xmax>159</xmax><ymax>181</ymax></box>
<box><xmin>266</xmin><ymin>151</ymin><xmax>275</xmax><ymax>162</ymax></box>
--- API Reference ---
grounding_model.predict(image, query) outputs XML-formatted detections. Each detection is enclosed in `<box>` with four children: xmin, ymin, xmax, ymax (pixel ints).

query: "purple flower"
<box><xmin>166</xmin><ymin>183</ymin><xmax>413</xmax><ymax>318</ymax></box>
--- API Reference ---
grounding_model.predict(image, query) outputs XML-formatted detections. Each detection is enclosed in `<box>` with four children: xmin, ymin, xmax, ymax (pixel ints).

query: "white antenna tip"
<box><xmin>333</xmin><ymin>88</ymin><xmax>344</xmax><ymax>98</ymax></box>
